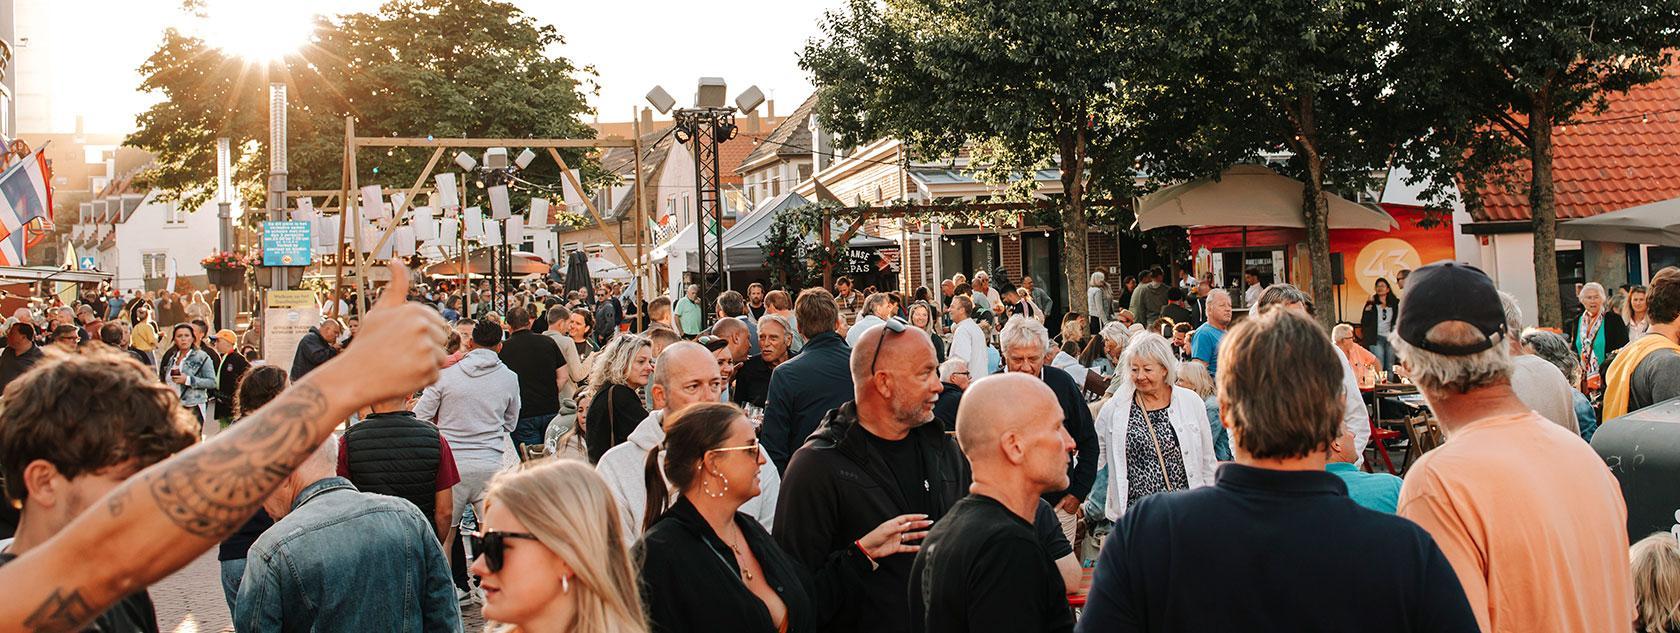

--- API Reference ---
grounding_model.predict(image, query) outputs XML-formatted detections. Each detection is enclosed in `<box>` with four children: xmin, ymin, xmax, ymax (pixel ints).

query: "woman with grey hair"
<box><xmin>583</xmin><ymin>333</ymin><xmax>654</xmax><ymax>463</ymax></box>
<box><xmin>1091</xmin><ymin>321</ymin><xmax>1132</xmax><ymax>378</ymax></box>
<box><xmin>1093</xmin><ymin>332</ymin><xmax>1217</xmax><ymax>520</ymax></box>
<box><xmin>1522</xmin><ymin>328</ymin><xmax>1600</xmax><ymax>441</ymax></box>
<box><xmin>1088</xmin><ymin>271</ymin><xmax>1110</xmax><ymax>332</ymax></box>
<box><xmin>1566</xmin><ymin>281</ymin><xmax>1628</xmax><ymax>399</ymax></box>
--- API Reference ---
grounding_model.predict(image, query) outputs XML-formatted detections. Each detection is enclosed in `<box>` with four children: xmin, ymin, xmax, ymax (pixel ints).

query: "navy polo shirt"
<box><xmin>1077</xmin><ymin>463</ymin><xmax>1478</xmax><ymax>633</ymax></box>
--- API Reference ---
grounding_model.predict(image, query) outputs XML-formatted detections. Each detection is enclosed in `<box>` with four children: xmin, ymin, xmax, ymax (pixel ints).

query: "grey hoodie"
<box><xmin>414</xmin><ymin>348</ymin><xmax>521</xmax><ymax>468</ymax></box>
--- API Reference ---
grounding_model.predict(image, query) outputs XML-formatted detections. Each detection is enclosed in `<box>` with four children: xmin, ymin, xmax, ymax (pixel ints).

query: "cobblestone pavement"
<box><xmin>151</xmin><ymin>550</ymin><xmax>487</xmax><ymax>632</ymax></box>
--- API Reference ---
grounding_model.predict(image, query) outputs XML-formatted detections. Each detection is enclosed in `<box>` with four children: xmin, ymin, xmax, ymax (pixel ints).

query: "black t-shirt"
<box><xmin>909</xmin><ymin>495</ymin><xmax>1075</xmax><ymax>633</ymax></box>
<box><xmin>864</xmin><ymin>428</ymin><xmax>934</xmax><ymax>516</ymax></box>
<box><xmin>1033</xmin><ymin>499</ymin><xmax>1073</xmax><ymax>560</ymax></box>
<box><xmin>499</xmin><ymin>330</ymin><xmax>564</xmax><ymax>418</ymax></box>
<box><xmin>731</xmin><ymin>355</ymin><xmax>774</xmax><ymax>408</ymax></box>
<box><xmin>748</xmin><ymin>303</ymin><xmax>768</xmax><ymax>320</ymax></box>
<box><xmin>0</xmin><ymin>551</ymin><xmax>160</xmax><ymax>632</ymax></box>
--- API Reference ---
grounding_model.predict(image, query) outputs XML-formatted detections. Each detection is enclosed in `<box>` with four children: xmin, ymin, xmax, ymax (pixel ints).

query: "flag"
<box><xmin>0</xmin><ymin>150</ymin><xmax>53</xmax><ymax>265</ymax></box>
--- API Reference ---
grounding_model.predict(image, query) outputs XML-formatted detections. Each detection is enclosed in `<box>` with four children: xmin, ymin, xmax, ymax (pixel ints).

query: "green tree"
<box><xmin>1126</xmin><ymin>0</ymin><xmax>1414</xmax><ymax>327</ymax></box>
<box><xmin>800</xmin><ymin>0</ymin><xmax>1137</xmax><ymax>314</ymax></box>
<box><xmin>1391</xmin><ymin>0</ymin><xmax>1680</xmax><ymax>328</ymax></box>
<box><xmin>127</xmin><ymin>0</ymin><xmax>600</xmax><ymax>217</ymax></box>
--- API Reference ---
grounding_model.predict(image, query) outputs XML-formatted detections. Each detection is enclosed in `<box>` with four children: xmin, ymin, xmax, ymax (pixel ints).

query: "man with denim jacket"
<box><xmin>236</xmin><ymin>435</ymin><xmax>461</xmax><ymax>632</ymax></box>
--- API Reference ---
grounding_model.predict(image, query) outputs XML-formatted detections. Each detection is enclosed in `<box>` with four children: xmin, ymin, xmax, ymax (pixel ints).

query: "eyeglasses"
<box><xmin>468</xmin><ymin>530</ymin><xmax>541</xmax><ymax>573</ymax></box>
<box><xmin>868</xmin><ymin>317</ymin><xmax>910</xmax><ymax>375</ymax></box>
<box><xmin>707</xmin><ymin>442</ymin><xmax>763</xmax><ymax>458</ymax></box>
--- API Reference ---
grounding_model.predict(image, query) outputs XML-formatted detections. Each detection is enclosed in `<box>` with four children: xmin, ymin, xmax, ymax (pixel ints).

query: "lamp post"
<box><xmin>645</xmin><ymin>79</ymin><xmax>763</xmax><ymax>328</ymax></box>
<box><xmin>215</xmin><ymin>136</ymin><xmax>237</xmax><ymax>329</ymax></box>
<box><xmin>266</xmin><ymin>82</ymin><xmax>288</xmax><ymax>291</ymax></box>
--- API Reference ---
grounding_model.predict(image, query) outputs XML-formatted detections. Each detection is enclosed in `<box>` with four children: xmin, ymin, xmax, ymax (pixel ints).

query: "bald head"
<box><xmin>850</xmin><ymin>321</ymin><xmax>942</xmax><ymax>432</ymax></box>
<box><xmin>712</xmin><ymin>317</ymin><xmax>751</xmax><ymax>361</ymax></box>
<box><xmin>651</xmin><ymin>341</ymin><xmax>724</xmax><ymax>415</ymax></box>
<box><xmin>849</xmin><ymin>321</ymin><xmax>934</xmax><ymax>386</ymax></box>
<box><xmin>956</xmin><ymin>374</ymin><xmax>1060</xmax><ymax>462</ymax></box>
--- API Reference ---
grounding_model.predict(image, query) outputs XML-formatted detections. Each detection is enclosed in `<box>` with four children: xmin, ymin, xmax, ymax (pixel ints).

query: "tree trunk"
<box><xmin>1530</xmin><ymin>96</ymin><xmax>1562</xmax><ymax>329</ymax></box>
<box><xmin>1291</xmin><ymin>98</ymin><xmax>1336</xmax><ymax>329</ymax></box>
<box><xmin>1061</xmin><ymin>127</ymin><xmax>1091</xmax><ymax>318</ymax></box>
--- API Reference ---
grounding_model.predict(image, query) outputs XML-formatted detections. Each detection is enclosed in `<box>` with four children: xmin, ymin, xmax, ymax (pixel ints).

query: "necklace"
<box><xmin>725</xmin><ymin>526</ymin><xmax>755</xmax><ymax>582</ymax></box>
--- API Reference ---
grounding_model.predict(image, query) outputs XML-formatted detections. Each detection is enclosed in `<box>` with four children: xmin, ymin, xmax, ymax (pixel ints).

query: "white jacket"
<box><xmin>596</xmin><ymin>410</ymin><xmax>781</xmax><ymax>541</ymax></box>
<box><xmin>949</xmin><ymin>318</ymin><xmax>990</xmax><ymax>380</ymax></box>
<box><xmin>1096</xmin><ymin>384</ymin><xmax>1218</xmax><ymax>521</ymax></box>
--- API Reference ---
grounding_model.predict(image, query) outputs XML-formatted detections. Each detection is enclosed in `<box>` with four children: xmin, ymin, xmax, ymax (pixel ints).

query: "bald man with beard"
<box><xmin>910</xmin><ymin>374</ymin><xmax>1078</xmax><ymax>633</ymax></box>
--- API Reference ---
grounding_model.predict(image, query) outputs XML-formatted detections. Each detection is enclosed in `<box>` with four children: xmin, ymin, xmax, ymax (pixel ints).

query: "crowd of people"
<box><xmin>0</xmin><ymin>256</ymin><xmax>1677</xmax><ymax>633</ymax></box>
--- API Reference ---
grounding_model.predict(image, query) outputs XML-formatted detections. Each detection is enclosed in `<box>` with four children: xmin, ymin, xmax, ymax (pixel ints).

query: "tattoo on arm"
<box><xmin>24</xmin><ymin>588</ymin><xmax>94</xmax><ymax>633</ymax></box>
<box><xmin>147</xmin><ymin>383</ymin><xmax>328</xmax><ymax>537</ymax></box>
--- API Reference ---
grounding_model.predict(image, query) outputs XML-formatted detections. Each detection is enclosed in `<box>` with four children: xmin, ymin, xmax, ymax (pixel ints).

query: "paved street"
<box><xmin>152</xmin><ymin>550</ymin><xmax>487</xmax><ymax>632</ymax></box>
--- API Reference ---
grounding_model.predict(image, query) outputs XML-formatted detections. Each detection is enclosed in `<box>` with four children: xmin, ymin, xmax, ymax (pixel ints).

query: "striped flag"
<box><xmin>0</xmin><ymin>150</ymin><xmax>53</xmax><ymax>266</ymax></box>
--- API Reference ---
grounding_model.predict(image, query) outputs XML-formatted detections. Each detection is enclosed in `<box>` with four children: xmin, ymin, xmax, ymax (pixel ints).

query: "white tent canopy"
<box><xmin>1559</xmin><ymin>196</ymin><xmax>1680</xmax><ymax>247</ymax></box>
<box><xmin>1137</xmin><ymin>164</ymin><xmax>1396</xmax><ymax>232</ymax></box>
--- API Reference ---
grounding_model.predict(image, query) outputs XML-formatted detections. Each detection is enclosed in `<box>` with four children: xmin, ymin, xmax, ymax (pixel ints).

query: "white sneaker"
<box><xmin>456</xmin><ymin>587</ymin><xmax>476</xmax><ymax>604</ymax></box>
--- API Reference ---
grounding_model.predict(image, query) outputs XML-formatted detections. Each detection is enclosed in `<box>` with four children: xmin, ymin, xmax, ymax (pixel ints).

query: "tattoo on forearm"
<box><xmin>24</xmin><ymin>588</ymin><xmax>93</xmax><ymax>632</ymax></box>
<box><xmin>147</xmin><ymin>383</ymin><xmax>329</xmax><ymax>537</ymax></box>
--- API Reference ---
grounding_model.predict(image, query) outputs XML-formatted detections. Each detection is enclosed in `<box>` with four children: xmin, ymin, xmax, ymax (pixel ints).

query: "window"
<box><xmin>165</xmin><ymin>201</ymin><xmax>187</xmax><ymax>225</ymax></box>
<box><xmin>141</xmin><ymin>252</ymin><xmax>168</xmax><ymax>279</ymax></box>
<box><xmin>797</xmin><ymin>163</ymin><xmax>813</xmax><ymax>181</ymax></box>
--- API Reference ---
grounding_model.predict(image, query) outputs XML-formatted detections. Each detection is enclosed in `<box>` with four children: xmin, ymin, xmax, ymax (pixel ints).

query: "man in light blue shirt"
<box><xmin>1325</xmin><ymin>425</ymin><xmax>1401</xmax><ymax>513</ymax></box>
<box><xmin>674</xmin><ymin>284</ymin><xmax>703</xmax><ymax>336</ymax></box>
<box><xmin>1191</xmin><ymin>289</ymin><xmax>1231</xmax><ymax>379</ymax></box>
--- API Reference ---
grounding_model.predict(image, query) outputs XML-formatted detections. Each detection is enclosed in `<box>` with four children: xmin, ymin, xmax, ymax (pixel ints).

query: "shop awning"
<box><xmin>1558</xmin><ymin>196</ymin><xmax>1680</xmax><ymax>247</ymax></box>
<box><xmin>0</xmin><ymin>266</ymin><xmax>112</xmax><ymax>284</ymax></box>
<box><xmin>719</xmin><ymin>192</ymin><xmax>894</xmax><ymax>271</ymax></box>
<box><xmin>1138</xmin><ymin>164</ymin><xmax>1396</xmax><ymax>232</ymax></box>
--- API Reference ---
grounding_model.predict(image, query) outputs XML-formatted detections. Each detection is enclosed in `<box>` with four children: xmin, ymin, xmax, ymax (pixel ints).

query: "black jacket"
<box><xmin>1040</xmin><ymin>366</ymin><xmax>1100</xmax><ymax>503</ymax></box>
<box><xmin>1567</xmin><ymin>309</ymin><xmax>1630</xmax><ymax>357</ymax></box>
<box><xmin>585</xmin><ymin>383</ymin><xmax>648</xmax><ymax>463</ymax></box>
<box><xmin>342</xmin><ymin>411</ymin><xmax>445</xmax><ymax>530</ymax></box>
<box><xmin>213</xmin><ymin>351</ymin><xmax>252</xmax><ymax>420</ymax></box>
<box><xmin>639</xmin><ymin>496</ymin><xmax>869</xmax><ymax>633</ymax></box>
<box><xmin>290</xmin><ymin>327</ymin><xmax>338</xmax><ymax>380</ymax></box>
<box><xmin>1360</xmin><ymin>294</ymin><xmax>1402</xmax><ymax>346</ymax></box>
<box><xmin>761</xmin><ymin>332</ymin><xmax>855</xmax><ymax>473</ymax></box>
<box><xmin>932</xmin><ymin>382</ymin><xmax>963</xmax><ymax>432</ymax></box>
<box><xmin>773</xmin><ymin>402</ymin><xmax>970</xmax><ymax>633</ymax></box>
<box><xmin>733</xmin><ymin>354</ymin><xmax>775</xmax><ymax>408</ymax></box>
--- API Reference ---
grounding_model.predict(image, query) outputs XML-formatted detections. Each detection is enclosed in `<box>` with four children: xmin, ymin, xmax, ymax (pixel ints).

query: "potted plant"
<box><xmin>201</xmin><ymin>251</ymin><xmax>251</xmax><ymax>288</ymax></box>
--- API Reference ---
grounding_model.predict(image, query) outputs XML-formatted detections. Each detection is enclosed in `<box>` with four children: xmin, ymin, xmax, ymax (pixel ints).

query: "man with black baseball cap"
<box><xmin>1389</xmin><ymin>261</ymin><xmax>1630</xmax><ymax>633</ymax></box>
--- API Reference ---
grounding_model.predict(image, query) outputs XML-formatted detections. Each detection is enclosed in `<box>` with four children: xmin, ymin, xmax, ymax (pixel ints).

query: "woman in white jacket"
<box><xmin>1094</xmin><ymin>332</ymin><xmax>1218</xmax><ymax>520</ymax></box>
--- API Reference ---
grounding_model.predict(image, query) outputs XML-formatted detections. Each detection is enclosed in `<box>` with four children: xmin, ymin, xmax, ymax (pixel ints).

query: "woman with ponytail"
<box><xmin>469</xmin><ymin>460</ymin><xmax>647</xmax><ymax>633</ymax></box>
<box><xmin>635</xmin><ymin>403</ymin><xmax>928</xmax><ymax>633</ymax></box>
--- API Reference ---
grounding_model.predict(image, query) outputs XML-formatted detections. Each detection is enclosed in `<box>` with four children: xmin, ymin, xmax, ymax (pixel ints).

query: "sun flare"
<box><xmin>197</xmin><ymin>0</ymin><xmax>316</xmax><ymax>61</ymax></box>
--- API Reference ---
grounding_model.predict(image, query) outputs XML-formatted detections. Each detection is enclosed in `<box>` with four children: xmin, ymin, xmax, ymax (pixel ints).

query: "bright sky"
<box><xmin>23</xmin><ymin>0</ymin><xmax>830</xmax><ymax>135</ymax></box>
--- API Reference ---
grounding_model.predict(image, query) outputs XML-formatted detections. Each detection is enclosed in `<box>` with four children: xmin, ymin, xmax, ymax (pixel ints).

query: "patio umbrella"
<box><xmin>421</xmin><ymin>250</ymin><xmax>550</xmax><ymax>277</ymax></box>
<box><xmin>1137</xmin><ymin>164</ymin><xmax>1397</xmax><ymax>231</ymax></box>
<box><xmin>564</xmin><ymin>251</ymin><xmax>594</xmax><ymax>296</ymax></box>
<box><xmin>1558</xmin><ymin>196</ymin><xmax>1680</xmax><ymax>247</ymax></box>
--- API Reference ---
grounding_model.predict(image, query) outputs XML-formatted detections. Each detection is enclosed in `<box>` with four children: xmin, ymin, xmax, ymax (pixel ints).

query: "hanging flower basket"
<box><xmin>202</xmin><ymin>251</ymin><xmax>251</xmax><ymax>288</ymax></box>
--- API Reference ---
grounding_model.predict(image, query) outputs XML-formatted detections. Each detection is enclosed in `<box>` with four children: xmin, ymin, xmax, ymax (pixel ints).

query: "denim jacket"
<box><xmin>234</xmin><ymin>477</ymin><xmax>461</xmax><ymax>632</ymax></box>
<box><xmin>158</xmin><ymin>347</ymin><xmax>218</xmax><ymax>406</ymax></box>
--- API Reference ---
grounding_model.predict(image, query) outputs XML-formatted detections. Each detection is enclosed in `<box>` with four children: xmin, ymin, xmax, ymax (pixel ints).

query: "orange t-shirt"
<box><xmin>1398</xmin><ymin>412</ymin><xmax>1631</xmax><ymax>633</ymax></box>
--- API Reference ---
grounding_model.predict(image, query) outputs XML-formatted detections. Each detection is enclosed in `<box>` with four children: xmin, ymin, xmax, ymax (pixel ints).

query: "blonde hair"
<box><xmin>486</xmin><ymin>460</ymin><xmax>647</xmax><ymax>633</ymax></box>
<box><xmin>1176</xmin><ymin>361</ymin><xmax>1214</xmax><ymax>399</ymax></box>
<box><xmin>587</xmin><ymin>333</ymin><xmax>651</xmax><ymax>399</ymax></box>
<box><xmin>1633</xmin><ymin>532</ymin><xmax>1680</xmax><ymax>633</ymax></box>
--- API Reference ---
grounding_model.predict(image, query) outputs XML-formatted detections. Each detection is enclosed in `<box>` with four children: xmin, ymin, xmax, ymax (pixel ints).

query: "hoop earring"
<box><xmin>562</xmin><ymin>575</ymin><xmax>571</xmax><ymax>594</ymax></box>
<box><xmin>703</xmin><ymin>471</ymin><xmax>730</xmax><ymax>498</ymax></box>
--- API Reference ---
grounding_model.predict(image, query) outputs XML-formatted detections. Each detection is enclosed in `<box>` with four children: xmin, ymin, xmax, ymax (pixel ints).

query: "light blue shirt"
<box><xmin>1324</xmin><ymin>462</ymin><xmax>1401</xmax><ymax>513</ymax></box>
<box><xmin>1191</xmin><ymin>322</ymin><xmax>1226</xmax><ymax>378</ymax></box>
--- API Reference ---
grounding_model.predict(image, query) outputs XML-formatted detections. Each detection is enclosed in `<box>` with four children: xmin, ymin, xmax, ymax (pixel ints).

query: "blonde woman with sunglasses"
<box><xmin>469</xmin><ymin>460</ymin><xmax>646</xmax><ymax>633</ymax></box>
<box><xmin>636</xmin><ymin>402</ymin><xmax>927</xmax><ymax>633</ymax></box>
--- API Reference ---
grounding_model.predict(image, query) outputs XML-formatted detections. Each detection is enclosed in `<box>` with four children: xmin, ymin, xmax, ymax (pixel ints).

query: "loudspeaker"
<box><xmin>1329</xmin><ymin>252</ymin><xmax>1346</xmax><ymax>285</ymax></box>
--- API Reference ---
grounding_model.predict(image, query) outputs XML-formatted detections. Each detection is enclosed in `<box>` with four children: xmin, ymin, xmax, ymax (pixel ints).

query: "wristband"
<box><xmin>854</xmin><ymin>539</ymin><xmax>880</xmax><ymax>571</ymax></box>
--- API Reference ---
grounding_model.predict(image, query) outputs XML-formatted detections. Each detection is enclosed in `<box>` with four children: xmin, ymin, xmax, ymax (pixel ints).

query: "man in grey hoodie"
<box><xmin>413</xmin><ymin>320</ymin><xmax>520</xmax><ymax>563</ymax></box>
<box><xmin>595</xmin><ymin>341</ymin><xmax>780</xmax><ymax>540</ymax></box>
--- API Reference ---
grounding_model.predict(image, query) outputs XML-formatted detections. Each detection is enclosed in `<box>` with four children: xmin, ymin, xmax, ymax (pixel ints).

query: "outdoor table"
<box><xmin>1068</xmin><ymin>567</ymin><xmax>1095</xmax><ymax>609</ymax></box>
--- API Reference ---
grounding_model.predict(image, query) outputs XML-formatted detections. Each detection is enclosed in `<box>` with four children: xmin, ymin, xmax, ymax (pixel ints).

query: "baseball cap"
<box><xmin>214</xmin><ymin>329</ymin><xmax>238</xmax><ymax>347</ymax></box>
<box><xmin>1</xmin><ymin>317</ymin><xmax>35</xmax><ymax>339</ymax></box>
<box><xmin>1395</xmin><ymin>261</ymin><xmax>1507</xmax><ymax>355</ymax></box>
<box><xmin>696</xmin><ymin>335</ymin><xmax>729</xmax><ymax>353</ymax></box>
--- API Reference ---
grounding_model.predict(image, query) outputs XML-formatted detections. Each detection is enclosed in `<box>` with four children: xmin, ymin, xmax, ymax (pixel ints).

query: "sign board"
<box><xmin>77</xmin><ymin>256</ymin><xmax>96</xmax><ymax>271</ymax></box>
<box><xmin>262</xmin><ymin>221</ymin><xmax>314</xmax><ymax>266</ymax></box>
<box><xmin>262</xmin><ymin>290</ymin><xmax>322</xmax><ymax>371</ymax></box>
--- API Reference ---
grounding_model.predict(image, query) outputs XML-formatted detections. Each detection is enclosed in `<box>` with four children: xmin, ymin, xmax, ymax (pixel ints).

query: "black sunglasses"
<box><xmin>468</xmin><ymin>530</ymin><xmax>540</xmax><ymax>573</ymax></box>
<box><xmin>868</xmin><ymin>317</ymin><xmax>910</xmax><ymax>375</ymax></box>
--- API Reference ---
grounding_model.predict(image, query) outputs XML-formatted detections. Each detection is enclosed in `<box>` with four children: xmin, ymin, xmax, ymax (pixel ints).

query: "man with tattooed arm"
<box><xmin>0</xmin><ymin>261</ymin><xmax>449</xmax><ymax>633</ymax></box>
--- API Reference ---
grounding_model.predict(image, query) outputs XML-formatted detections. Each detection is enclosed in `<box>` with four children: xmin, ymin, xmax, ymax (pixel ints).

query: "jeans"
<box><xmin>220</xmin><ymin>558</ymin><xmax>247</xmax><ymax>614</ymax></box>
<box><xmin>512</xmin><ymin>413</ymin><xmax>556</xmax><ymax>449</ymax></box>
<box><xmin>1368</xmin><ymin>339</ymin><xmax>1396</xmax><ymax>372</ymax></box>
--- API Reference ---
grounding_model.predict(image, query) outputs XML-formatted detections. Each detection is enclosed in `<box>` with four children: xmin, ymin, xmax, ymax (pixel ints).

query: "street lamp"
<box><xmin>646</xmin><ymin>77</ymin><xmax>762</xmax><ymax>327</ymax></box>
<box><xmin>216</xmin><ymin>137</ymin><xmax>237</xmax><ymax>329</ymax></box>
<box><xmin>266</xmin><ymin>82</ymin><xmax>288</xmax><ymax>291</ymax></box>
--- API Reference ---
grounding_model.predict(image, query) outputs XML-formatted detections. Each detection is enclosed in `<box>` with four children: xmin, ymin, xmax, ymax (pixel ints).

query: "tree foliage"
<box><xmin>801</xmin><ymin>0</ymin><xmax>1139</xmax><ymax>314</ymax></box>
<box><xmin>1390</xmin><ymin>0</ymin><xmax>1680</xmax><ymax>327</ymax></box>
<box><xmin>127</xmin><ymin>0</ymin><xmax>601</xmax><ymax>218</ymax></box>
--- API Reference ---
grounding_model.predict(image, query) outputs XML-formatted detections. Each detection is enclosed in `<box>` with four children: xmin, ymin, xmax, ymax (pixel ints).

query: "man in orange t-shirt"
<box><xmin>1390</xmin><ymin>261</ymin><xmax>1631</xmax><ymax>633</ymax></box>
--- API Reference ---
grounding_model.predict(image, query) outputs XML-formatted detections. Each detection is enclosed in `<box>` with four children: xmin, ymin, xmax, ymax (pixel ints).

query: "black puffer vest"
<box><xmin>343</xmin><ymin>411</ymin><xmax>443</xmax><ymax>531</ymax></box>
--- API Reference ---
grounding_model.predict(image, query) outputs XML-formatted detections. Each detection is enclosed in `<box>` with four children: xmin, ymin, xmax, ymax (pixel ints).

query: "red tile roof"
<box><xmin>718</xmin><ymin>136</ymin><xmax>756</xmax><ymax>186</ymax></box>
<box><xmin>1473</xmin><ymin>63</ymin><xmax>1680</xmax><ymax>222</ymax></box>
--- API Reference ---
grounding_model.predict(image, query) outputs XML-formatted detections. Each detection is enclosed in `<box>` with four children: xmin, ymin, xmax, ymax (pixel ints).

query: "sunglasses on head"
<box><xmin>468</xmin><ymin>530</ymin><xmax>540</xmax><ymax>573</ymax></box>
<box><xmin>868</xmin><ymin>317</ymin><xmax>910</xmax><ymax>375</ymax></box>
